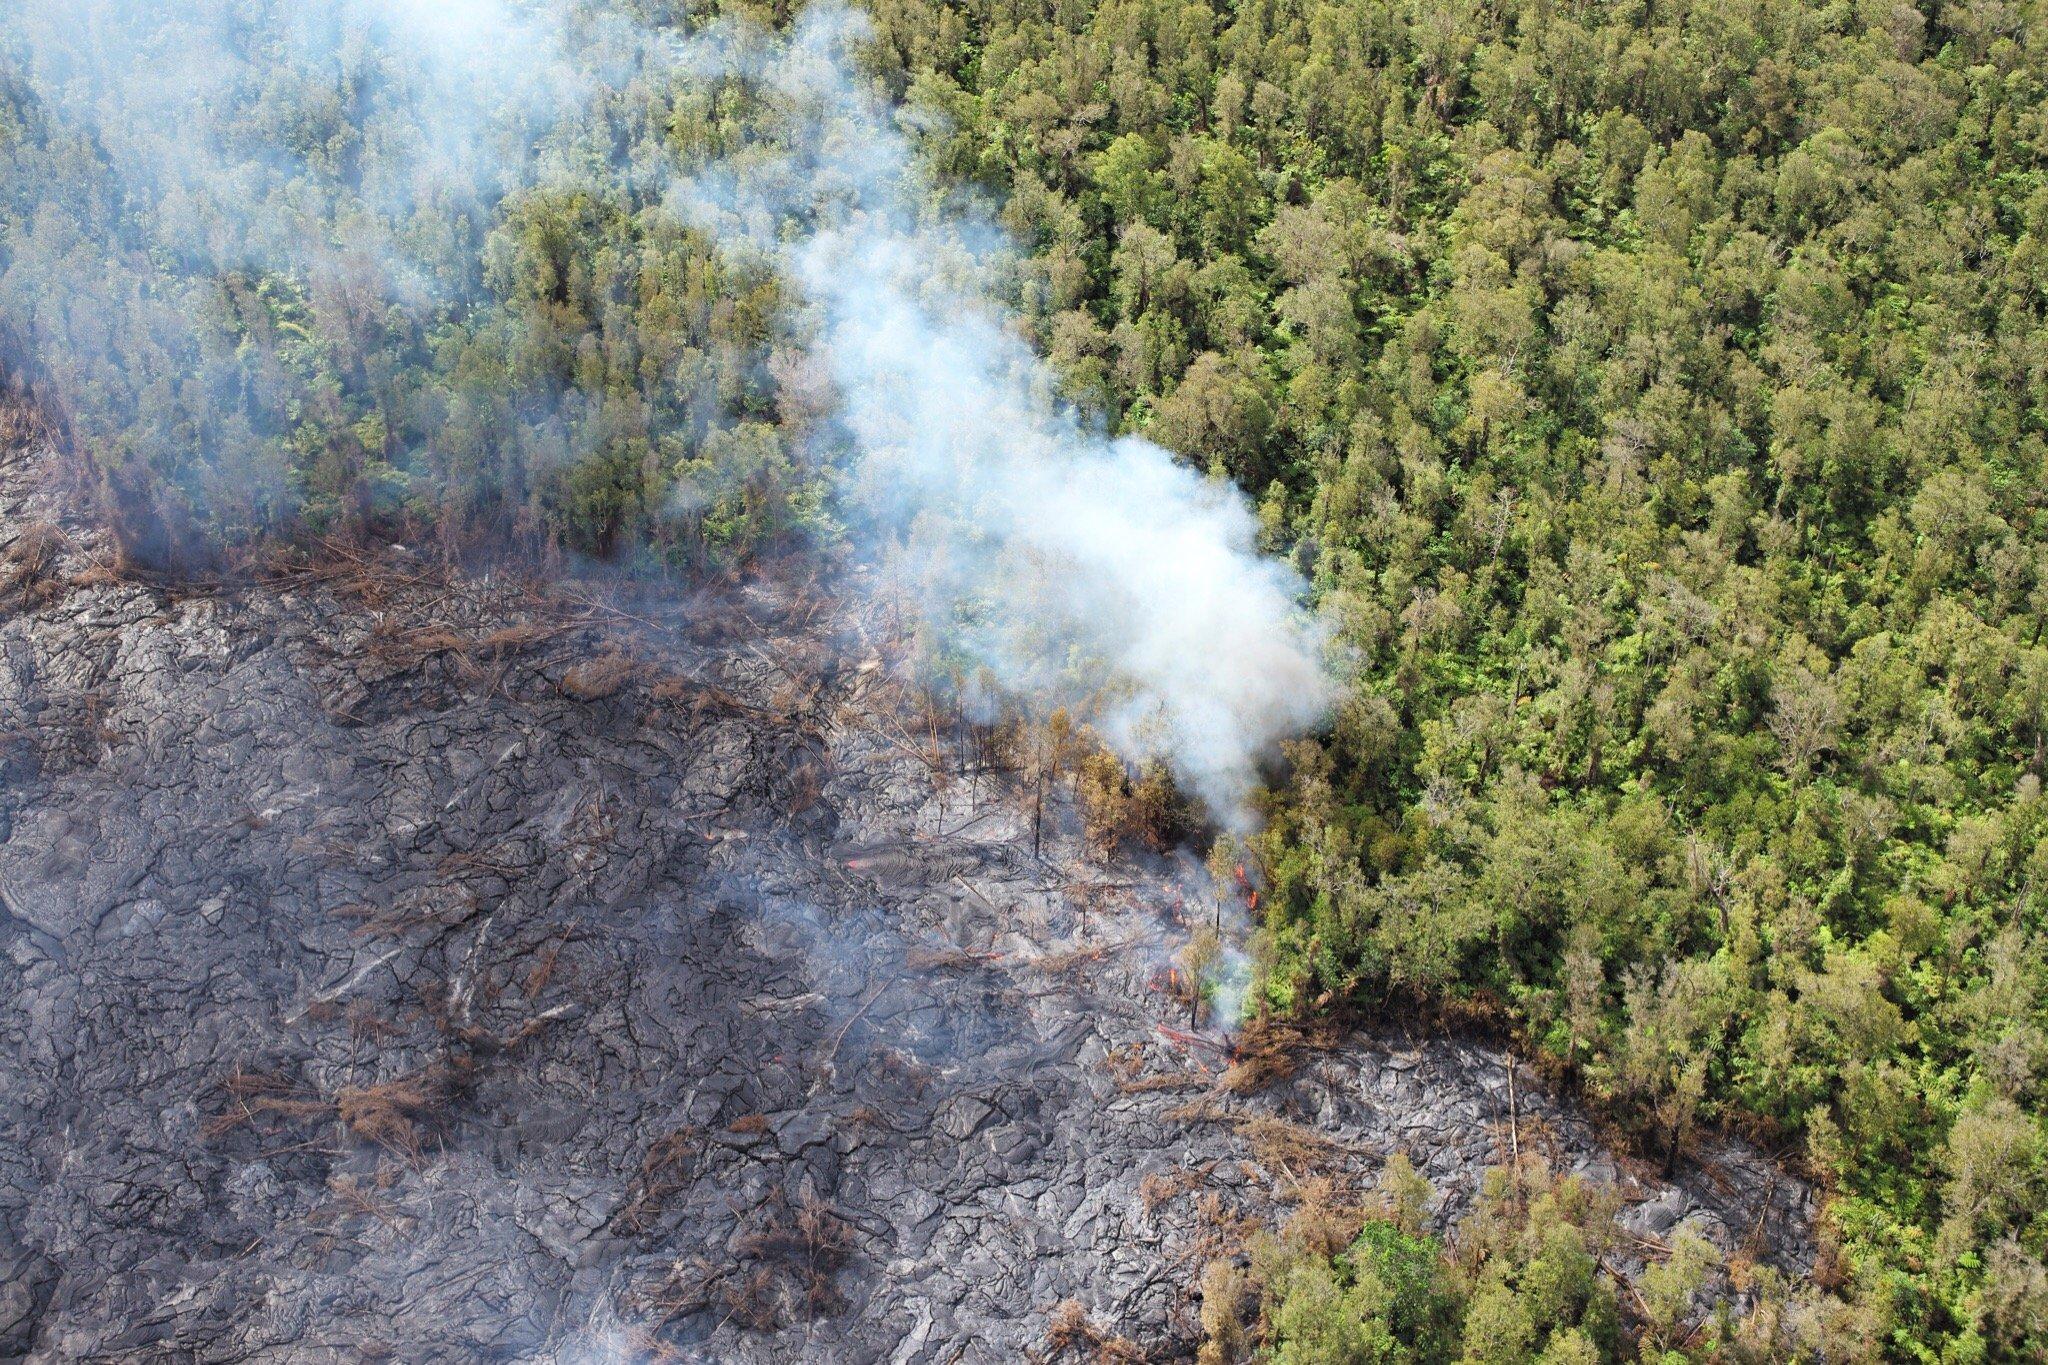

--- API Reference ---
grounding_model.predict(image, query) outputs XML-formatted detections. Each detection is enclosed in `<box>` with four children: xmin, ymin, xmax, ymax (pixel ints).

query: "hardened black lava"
<box><xmin>0</xmin><ymin>431</ymin><xmax>1811</xmax><ymax>1362</ymax></box>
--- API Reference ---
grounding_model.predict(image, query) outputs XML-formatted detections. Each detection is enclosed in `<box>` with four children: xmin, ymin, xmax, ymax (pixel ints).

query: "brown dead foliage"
<box><xmin>1237</xmin><ymin>1113</ymin><xmax>1350</xmax><ymax>1178</ymax></box>
<box><xmin>560</xmin><ymin>650</ymin><xmax>642</xmax><ymax>701</ymax></box>
<box><xmin>1168</xmin><ymin>1189</ymin><xmax>1268</xmax><ymax>1280</ymax></box>
<box><xmin>625</xmin><ymin>1254</ymin><xmax>720</xmax><ymax>1329</ymax></box>
<box><xmin>612</xmin><ymin>1127</ymin><xmax>701</xmax><ymax>1236</ymax></box>
<box><xmin>314</xmin><ymin>1168</ymin><xmax>412</xmax><ymax>1231</ymax></box>
<box><xmin>348</xmin><ymin>1006</ymin><xmax>408</xmax><ymax>1044</ymax></box>
<box><xmin>1031</xmin><ymin>943</ymin><xmax>1118</xmax><ymax>975</ymax></box>
<box><xmin>474</xmin><ymin>621</ymin><xmax>562</xmax><ymax>657</ymax></box>
<box><xmin>1807</xmin><ymin>1238</ymin><xmax>1850</xmax><ymax>1294</ymax></box>
<box><xmin>1043</xmin><ymin>1300</ymin><xmax>1145</xmax><ymax>1363</ymax></box>
<box><xmin>781</xmin><ymin>750</ymin><xmax>826</xmax><ymax>814</ymax></box>
<box><xmin>726</xmin><ymin>1113</ymin><xmax>772</xmax><ymax>1136</ymax></box>
<box><xmin>1219</xmin><ymin>1015</ymin><xmax>1305</xmax><ymax>1094</ymax></box>
<box><xmin>1099</xmin><ymin>1042</ymin><xmax>1149</xmax><ymax>1085</ymax></box>
<box><xmin>66</xmin><ymin>559</ymin><xmax>124</xmax><ymax>590</ymax></box>
<box><xmin>1117</xmin><ymin>1069</ymin><xmax>1209</xmax><ymax>1095</ymax></box>
<box><xmin>733</xmin><ymin>1189</ymin><xmax>856</xmax><ymax>1322</ymax></box>
<box><xmin>1163</xmin><ymin>1095</ymin><xmax>1229</xmax><ymax>1126</ymax></box>
<box><xmin>650</xmin><ymin>675</ymin><xmax>759</xmax><ymax>722</ymax></box>
<box><xmin>722</xmin><ymin>1266</ymin><xmax>784</xmax><ymax>1332</ymax></box>
<box><xmin>335</xmin><ymin>1064</ymin><xmax>465</xmax><ymax>1163</ymax></box>
<box><xmin>1138</xmin><ymin>1161</ymin><xmax>1214</xmax><ymax>1213</ymax></box>
<box><xmin>0</xmin><ymin>521</ymin><xmax>66</xmax><ymax>607</ymax></box>
<box><xmin>1278</xmin><ymin>1175</ymin><xmax>1365</xmax><ymax>1258</ymax></box>
<box><xmin>1162</xmin><ymin>1097</ymin><xmax>1369</xmax><ymax>1190</ymax></box>
<box><xmin>365</xmin><ymin>624</ymin><xmax>470</xmax><ymax>668</ymax></box>
<box><xmin>353</xmin><ymin>612</ymin><xmax>567</xmax><ymax>683</ymax></box>
<box><xmin>203</xmin><ymin>1068</ymin><xmax>332</xmax><ymax>1140</ymax></box>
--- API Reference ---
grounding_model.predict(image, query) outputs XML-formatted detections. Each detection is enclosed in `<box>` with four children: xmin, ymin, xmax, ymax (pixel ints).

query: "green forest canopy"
<box><xmin>5</xmin><ymin>0</ymin><xmax>2048</xmax><ymax>1358</ymax></box>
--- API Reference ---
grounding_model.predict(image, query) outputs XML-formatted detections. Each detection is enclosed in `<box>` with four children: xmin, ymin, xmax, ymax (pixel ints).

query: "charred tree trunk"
<box><xmin>1033</xmin><ymin>770</ymin><xmax>1044</xmax><ymax>860</ymax></box>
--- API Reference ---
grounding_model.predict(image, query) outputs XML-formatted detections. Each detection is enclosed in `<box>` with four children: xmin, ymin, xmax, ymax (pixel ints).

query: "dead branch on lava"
<box><xmin>1041</xmin><ymin>1300</ymin><xmax>1145</xmax><ymax>1364</ymax></box>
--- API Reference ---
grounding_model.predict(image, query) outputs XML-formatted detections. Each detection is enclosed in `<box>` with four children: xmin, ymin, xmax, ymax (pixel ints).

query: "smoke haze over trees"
<box><xmin>0</xmin><ymin>0</ymin><xmax>1332</xmax><ymax>823</ymax></box>
<box><xmin>5</xmin><ymin>0</ymin><xmax>2048</xmax><ymax>1357</ymax></box>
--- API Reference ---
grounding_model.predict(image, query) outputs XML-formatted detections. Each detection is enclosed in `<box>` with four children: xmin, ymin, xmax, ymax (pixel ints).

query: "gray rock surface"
<box><xmin>0</xmin><ymin>434</ymin><xmax>1813</xmax><ymax>1362</ymax></box>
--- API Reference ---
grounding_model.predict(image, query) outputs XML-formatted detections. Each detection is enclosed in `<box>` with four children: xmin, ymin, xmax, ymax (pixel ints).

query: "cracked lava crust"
<box><xmin>0</xmin><ymin>430</ymin><xmax>1813</xmax><ymax>1363</ymax></box>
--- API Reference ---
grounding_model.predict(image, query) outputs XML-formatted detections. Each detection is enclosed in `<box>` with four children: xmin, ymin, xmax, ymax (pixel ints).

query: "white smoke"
<box><xmin>1</xmin><ymin>0</ymin><xmax>1334</xmax><ymax>823</ymax></box>
<box><xmin>4</xmin><ymin>0</ymin><xmax>601</xmax><ymax>290</ymax></box>
<box><xmin>671</xmin><ymin>6</ymin><xmax>1335</xmax><ymax>823</ymax></box>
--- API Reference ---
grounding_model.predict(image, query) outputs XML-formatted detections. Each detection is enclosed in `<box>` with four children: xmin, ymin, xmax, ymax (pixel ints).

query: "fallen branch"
<box><xmin>1155</xmin><ymin>1024</ymin><xmax>1231</xmax><ymax>1056</ymax></box>
<box><xmin>820</xmin><ymin>984</ymin><xmax>888</xmax><ymax>1071</ymax></box>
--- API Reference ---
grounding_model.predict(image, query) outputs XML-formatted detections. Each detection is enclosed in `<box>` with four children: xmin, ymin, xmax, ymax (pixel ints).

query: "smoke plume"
<box><xmin>670</xmin><ymin>6</ymin><xmax>1335</xmax><ymax>823</ymax></box>
<box><xmin>0</xmin><ymin>0</ymin><xmax>1334</xmax><ymax>822</ymax></box>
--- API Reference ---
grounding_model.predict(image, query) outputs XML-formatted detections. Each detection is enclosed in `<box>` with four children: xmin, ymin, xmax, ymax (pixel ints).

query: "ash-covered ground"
<box><xmin>0</xmin><ymin>431</ymin><xmax>1813</xmax><ymax>1363</ymax></box>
